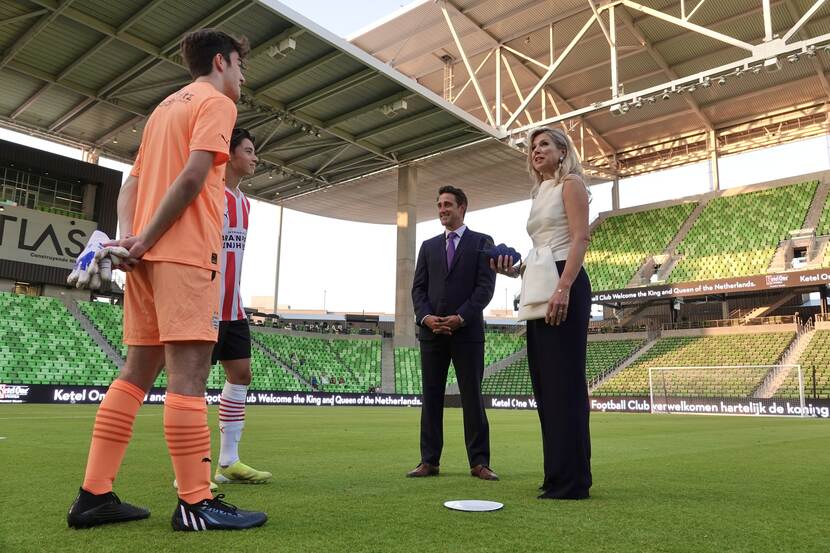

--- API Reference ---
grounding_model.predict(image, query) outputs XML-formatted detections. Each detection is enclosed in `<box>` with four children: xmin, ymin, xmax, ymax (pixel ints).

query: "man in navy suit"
<box><xmin>407</xmin><ymin>186</ymin><xmax>498</xmax><ymax>480</ymax></box>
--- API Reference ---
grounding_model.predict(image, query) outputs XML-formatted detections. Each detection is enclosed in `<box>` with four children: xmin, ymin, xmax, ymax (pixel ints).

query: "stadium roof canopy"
<box><xmin>0</xmin><ymin>0</ymin><xmax>527</xmax><ymax>223</ymax></box>
<box><xmin>5</xmin><ymin>1</ymin><xmax>830</xmax><ymax>224</ymax></box>
<box><xmin>352</xmin><ymin>0</ymin><xmax>830</xmax><ymax>179</ymax></box>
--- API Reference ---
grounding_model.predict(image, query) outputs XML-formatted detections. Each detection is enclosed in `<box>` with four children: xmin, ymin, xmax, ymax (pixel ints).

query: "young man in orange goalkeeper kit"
<box><xmin>68</xmin><ymin>29</ymin><xmax>267</xmax><ymax>532</ymax></box>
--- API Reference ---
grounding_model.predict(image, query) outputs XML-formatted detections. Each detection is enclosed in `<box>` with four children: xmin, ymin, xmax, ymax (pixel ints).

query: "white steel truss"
<box><xmin>434</xmin><ymin>0</ymin><xmax>830</xmax><ymax>141</ymax></box>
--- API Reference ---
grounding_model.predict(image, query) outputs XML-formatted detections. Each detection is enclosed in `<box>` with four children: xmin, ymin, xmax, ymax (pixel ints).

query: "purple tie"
<box><xmin>446</xmin><ymin>231</ymin><xmax>458</xmax><ymax>268</ymax></box>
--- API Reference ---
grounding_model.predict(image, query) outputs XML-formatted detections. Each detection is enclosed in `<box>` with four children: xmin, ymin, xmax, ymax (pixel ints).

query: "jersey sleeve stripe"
<box><xmin>241</xmin><ymin>195</ymin><xmax>249</xmax><ymax>229</ymax></box>
<box><xmin>226</xmin><ymin>191</ymin><xmax>237</xmax><ymax>228</ymax></box>
<box><xmin>222</xmin><ymin>251</ymin><xmax>236</xmax><ymax>321</ymax></box>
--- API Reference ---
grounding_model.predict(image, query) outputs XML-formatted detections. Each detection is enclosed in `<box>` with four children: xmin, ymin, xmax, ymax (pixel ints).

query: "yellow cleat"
<box><xmin>215</xmin><ymin>461</ymin><xmax>272</xmax><ymax>484</ymax></box>
<box><xmin>173</xmin><ymin>479</ymin><xmax>218</xmax><ymax>492</ymax></box>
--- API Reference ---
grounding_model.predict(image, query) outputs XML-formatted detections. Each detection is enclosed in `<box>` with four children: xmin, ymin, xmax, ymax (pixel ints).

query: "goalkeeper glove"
<box><xmin>67</xmin><ymin>230</ymin><xmax>130</xmax><ymax>290</ymax></box>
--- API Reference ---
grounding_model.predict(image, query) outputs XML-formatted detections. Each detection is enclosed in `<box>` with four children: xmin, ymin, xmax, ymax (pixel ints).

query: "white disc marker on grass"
<box><xmin>443</xmin><ymin>500</ymin><xmax>503</xmax><ymax>512</ymax></box>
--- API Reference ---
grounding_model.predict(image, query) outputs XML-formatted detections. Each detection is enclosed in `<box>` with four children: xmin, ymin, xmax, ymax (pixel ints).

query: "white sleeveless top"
<box><xmin>517</xmin><ymin>178</ymin><xmax>576</xmax><ymax>321</ymax></box>
<box><xmin>527</xmin><ymin>179</ymin><xmax>572</xmax><ymax>259</ymax></box>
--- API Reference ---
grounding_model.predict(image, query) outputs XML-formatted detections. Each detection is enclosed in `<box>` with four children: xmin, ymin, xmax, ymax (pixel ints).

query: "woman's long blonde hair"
<box><xmin>526</xmin><ymin>127</ymin><xmax>584</xmax><ymax>199</ymax></box>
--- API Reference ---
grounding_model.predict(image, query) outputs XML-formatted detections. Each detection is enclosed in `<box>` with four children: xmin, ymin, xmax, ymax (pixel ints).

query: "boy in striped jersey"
<box><xmin>212</xmin><ymin>128</ymin><xmax>272</xmax><ymax>484</ymax></box>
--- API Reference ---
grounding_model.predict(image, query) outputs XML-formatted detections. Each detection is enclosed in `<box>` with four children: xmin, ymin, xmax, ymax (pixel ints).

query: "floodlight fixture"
<box><xmin>268</xmin><ymin>38</ymin><xmax>296</xmax><ymax>59</ymax></box>
<box><xmin>509</xmin><ymin>135</ymin><xmax>527</xmax><ymax>149</ymax></box>
<box><xmin>763</xmin><ymin>57</ymin><xmax>781</xmax><ymax>72</ymax></box>
<box><xmin>380</xmin><ymin>99</ymin><xmax>408</xmax><ymax>118</ymax></box>
<box><xmin>609</xmin><ymin>103</ymin><xmax>626</xmax><ymax>116</ymax></box>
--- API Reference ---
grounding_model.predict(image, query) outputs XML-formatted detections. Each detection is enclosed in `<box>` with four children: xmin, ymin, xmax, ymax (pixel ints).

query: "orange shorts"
<box><xmin>123</xmin><ymin>261</ymin><xmax>220</xmax><ymax>345</ymax></box>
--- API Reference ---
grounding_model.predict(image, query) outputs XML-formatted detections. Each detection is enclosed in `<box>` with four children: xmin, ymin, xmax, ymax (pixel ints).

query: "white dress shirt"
<box><xmin>445</xmin><ymin>224</ymin><xmax>466</xmax><ymax>252</ymax></box>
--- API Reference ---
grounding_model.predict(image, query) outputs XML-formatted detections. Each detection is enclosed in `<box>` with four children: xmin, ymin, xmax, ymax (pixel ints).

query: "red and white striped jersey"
<box><xmin>219</xmin><ymin>188</ymin><xmax>249</xmax><ymax>321</ymax></box>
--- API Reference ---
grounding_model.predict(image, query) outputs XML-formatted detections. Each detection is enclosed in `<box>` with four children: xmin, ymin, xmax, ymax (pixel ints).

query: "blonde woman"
<box><xmin>492</xmin><ymin>127</ymin><xmax>592</xmax><ymax>499</ymax></box>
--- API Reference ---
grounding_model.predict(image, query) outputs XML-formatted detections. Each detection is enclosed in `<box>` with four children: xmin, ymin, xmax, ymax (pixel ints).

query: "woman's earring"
<box><xmin>559</xmin><ymin>155</ymin><xmax>565</xmax><ymax>163</ymax></box>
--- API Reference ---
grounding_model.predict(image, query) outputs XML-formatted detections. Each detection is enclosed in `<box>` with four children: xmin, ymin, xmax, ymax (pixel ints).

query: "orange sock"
<box><xmin>164</xmin><ymin>393</ymin><xmax>212</xmax><ymax>504</ymax></box>
<box><xmin>82</xmin><ymin>379</ymin><xmax>145</xmax><ymax>494</ymax></box>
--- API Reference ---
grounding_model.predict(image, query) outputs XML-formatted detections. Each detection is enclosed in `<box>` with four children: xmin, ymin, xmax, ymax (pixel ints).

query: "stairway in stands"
<box><xmin>589</xmin><ymin>337</ymin><xmax>658</xmax><ymax>393</ymax></box>
<box><xmin>250</xmin><ymin>335</ymin><xmax>314</xmax><ymax>390</ymax></box>
<box><xmin>754</xmin><ymin>328</ymin><xmax>815</xmax><ymax>398</ymax></box>
<box><xmin>61</xmin><ymin>297</ymin><xmax>124</xmax><ymax>369</ymax></box>
<box><xmin>653</xmin><ymin>197</ymin><xmax>712</xmax><ymax>283</ymax></box>
<box><xmin>445</xmin><ymin>348</ymin><xmax>527</xmax><ymax>395</ymax></box>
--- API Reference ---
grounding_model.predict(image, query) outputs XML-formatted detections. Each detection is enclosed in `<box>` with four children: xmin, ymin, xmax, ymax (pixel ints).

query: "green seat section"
<box><xmin>483</xmin><ymin>331</ymin><xmax>525</xmax><ymax>366</ymax></box>
<box><xmin>394</xmin><ymin>347</ymin><xmax>422</xmax><ymax>395</ymax></box>
<box><xmin>481</xmin><ymin>357</ymin><xmax>532</xmax><ymax>395</ymax></box>
<box><xmin>585</xmin><ymin>339</ymin><xmax>646</xmax><ymax>384</ymax></box>
<box><xmin>479</xmin><ymin>339</ymin><xmax>644</xmax><ymax>395</ymax></box>
<box><xmin>594</xmin><ymin>332</ymin><xmax>794</xmax><ymax>397</ymax></box>
<box><xmin>71</xmin><ymin>300</ymin><xmax>310</xmax><ymax>391</ymax></box>
<box><xmin>0</xmin><ymin>293</ymin><xmax>117</xmax><ymax>386</ymax></box>
<box><xmin>816</xmin><ymin>190</ymin><xmax>830</xmax><ymax>238</ymax></box>
<box><xmin>669</xmin><ymin>181</ymin><xmax>817</xmax><ymax>282</ymax></box>
<box><xmin>776</xmin><ymin>330</ymin><xmax>830</xmax><ymax>399</ymax></box>
<box><xmin>77</xmin><ymin>300</ymin><xmax>127</xmax><ymax>358</ymax></box>
<box><xmin>393</xmin><ymin>348</ymin><xmax>459</xmax><ymax>394</ymax></box>
<box><xmin>328</xmin><ymin>339</ymin><xmax>381</xmax><ymax>392</ymax></box>
<box><xmin>814</xmin><ymin>192</ymin><xmax>830</xmax><ymax>266</ymax></box>
<box><xmin>392</xmin><ymin>331</ymin><xmax>524</xmax><ymax>394</ymax></box>
<box><xmin>253</xmin><ymin>331</ymin><xmax>379</xmax><ymax>393</ymax></box>
<box><xmin>586</xmin><ymin>202</ymin><xmax>696</xmax><ymax>291</ymax></box>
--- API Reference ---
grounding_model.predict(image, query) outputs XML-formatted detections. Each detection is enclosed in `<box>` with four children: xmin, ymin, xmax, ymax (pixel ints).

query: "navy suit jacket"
<box><xmin>412</xmin><ymin>228</ymin><xmax>496</xmax><ymax>343</ymax></box>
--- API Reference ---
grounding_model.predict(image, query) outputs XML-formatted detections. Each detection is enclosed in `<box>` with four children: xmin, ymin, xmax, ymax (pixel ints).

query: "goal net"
<box><xmin>648</xmin><ymin>365</ymin><xmax>806</xmax><ymax>417</ymax></box>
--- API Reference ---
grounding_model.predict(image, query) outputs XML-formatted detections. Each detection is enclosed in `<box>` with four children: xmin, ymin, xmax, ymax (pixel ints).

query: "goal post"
<box><xmin>647</xmin><ymin>364</ymin><xmax>807</xmax><ymax>417</ymax></box>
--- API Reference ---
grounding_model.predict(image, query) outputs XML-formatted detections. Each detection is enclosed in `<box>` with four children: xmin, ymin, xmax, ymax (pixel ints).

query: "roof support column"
<box><xmin>612</xmin><ymin>176</ymin><xmax>621</xmax><ymax>211</ymax></box>
<box><xmin>273</xmin><ymin>206</ymin><xmax>284</xmax><ymax>316</ymax></box>
<box><xmin>708</xmin><ymin>129</ymin><xmax>720</xmax><ymax>191</ymax></box>
<box><xmin>82</xmin><ymin>182</ymin><xmax>96</xmax><ymax>220</ymax></box>
<box><xmin>394</xmin><ymin>164</ymin><xmax>418</xmax><ymax>348</ymax></box>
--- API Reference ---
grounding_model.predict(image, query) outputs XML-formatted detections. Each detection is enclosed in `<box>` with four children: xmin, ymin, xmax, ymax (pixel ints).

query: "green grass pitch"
<box><xmin>0</xmin><ymin>405</ymin><xmax>827</xmax><ymax>552</ymax></box>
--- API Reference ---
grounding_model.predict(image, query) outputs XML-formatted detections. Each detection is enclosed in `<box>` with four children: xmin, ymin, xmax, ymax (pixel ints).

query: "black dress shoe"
<box><xmin>406</xmin><ymin>463</ymin><xmax>439</xmax><ymax>477</ymax></box>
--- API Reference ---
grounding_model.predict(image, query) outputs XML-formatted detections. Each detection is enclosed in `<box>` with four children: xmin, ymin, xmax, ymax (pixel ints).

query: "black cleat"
<box><xmin>67</xmin><ymin>488</ymin><xmax>150</xmax><ymax>529</ymax></box>
<box><xmin>171</xmin><ymin>494</ymin><xmax>267</xmax><ymax>531</ymax></box>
